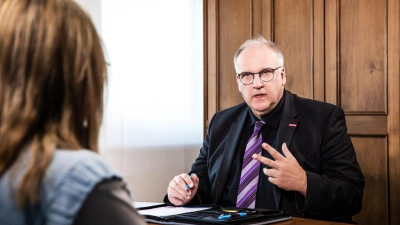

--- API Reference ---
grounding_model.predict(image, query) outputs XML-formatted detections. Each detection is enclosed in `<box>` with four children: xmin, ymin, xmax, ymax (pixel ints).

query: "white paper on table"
<box><xmin>138</xmin><ymin>205</ymin><xmax>211</xmax><ymax>217</ymax></box>
<box><xmin>133</xmin><ymin>202</ymin><xmax>164</xmax><ymax>208</ymax></box>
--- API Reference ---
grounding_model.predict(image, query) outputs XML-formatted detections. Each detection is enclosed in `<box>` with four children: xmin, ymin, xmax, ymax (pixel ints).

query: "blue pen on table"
<box><xmin>237</xmin><ymin>212</ymin><xmax>247</xmax><ymax>217</ymax></box>
<box><xmin>185</xmin><ymin>173</ymin><xmax>194</xmax><ymax>189</ymax></box>
<box><xmin>218</xmin><ymin>212</ymin><xmax>247</xmax><ymax>220</ymax></box>
<box><xmin>218</xmin><ymin>214</ymin><xmax>232</xmax><ymax>220</ymax></box>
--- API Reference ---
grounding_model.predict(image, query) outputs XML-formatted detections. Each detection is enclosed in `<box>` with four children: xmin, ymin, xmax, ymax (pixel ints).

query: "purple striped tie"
<box><xmin>236</xmin><ymin>121</ymin><xmax>266</xmax><ymax>208</ymax></box>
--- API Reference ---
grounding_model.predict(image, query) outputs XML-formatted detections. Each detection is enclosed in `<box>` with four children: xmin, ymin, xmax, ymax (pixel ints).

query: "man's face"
<box><xmin>236</xmin><ymin>44</ymin><xmax>286</xmax><ymax>118</ymax></box>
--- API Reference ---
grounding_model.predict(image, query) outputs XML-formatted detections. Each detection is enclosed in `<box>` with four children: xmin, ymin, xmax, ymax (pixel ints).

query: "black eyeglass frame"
<box><xmin>236</xmin><ymin>66</ymin><xmax>282</xmax><ymax>85</ymax></box>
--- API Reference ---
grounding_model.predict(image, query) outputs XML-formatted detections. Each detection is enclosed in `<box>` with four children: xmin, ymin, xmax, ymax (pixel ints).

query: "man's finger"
<box><xmin>168</xmin><ymin>184</ymin><xmax>185</xmax><ymax>203</ymax></box>
<box><xmin>173</xmin><ymin>176</ymin><xmax>191</xmax><ymax>199</ymax></box>
<box><xmin>262</xmin><ymin>143</ymin><xmax>284</xmax><ymax>160</ymax></box>
<box><xmin>252</xmin><ymin>153</ymin><xmax>277</xmax><ymax>168</ymax></box>
<box><xmin>180</xmin><ymin>173</ymin><xmax>194</xmax><ymax>189</ymax></box>
<box><xmin>281</xmin><ymin>143</ymin><xmax>293</xmax><ymax>158</ymax></box>
<box><xmin>263</xmin><ymin>167</ymin><xmax>279</xmax><ymax>177</ymax></box>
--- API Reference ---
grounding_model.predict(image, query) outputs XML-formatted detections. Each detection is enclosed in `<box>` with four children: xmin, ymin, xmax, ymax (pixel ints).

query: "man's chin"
<box><xmin>252</xmin><ymin>102</ymin><xmax>271</xmax><ymax>110</ymax></box>
<box><xmin>250</xmin><ymin>105</ymin><xmax>272</xmax><ymax>117</ymax></box>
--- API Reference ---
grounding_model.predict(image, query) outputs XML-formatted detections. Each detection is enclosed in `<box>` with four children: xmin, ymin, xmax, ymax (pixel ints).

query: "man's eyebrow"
<box><xmin>240</xmin><ymin>67</ymin><xmax>275</xmax><ymax>74</ymax></box>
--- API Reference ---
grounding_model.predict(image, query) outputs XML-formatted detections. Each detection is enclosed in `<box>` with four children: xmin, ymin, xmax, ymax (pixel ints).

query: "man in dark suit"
<box><xmin>164</xmin><ymin>36</ymin><xmax>364</xmax><ymax>222</ymax></box>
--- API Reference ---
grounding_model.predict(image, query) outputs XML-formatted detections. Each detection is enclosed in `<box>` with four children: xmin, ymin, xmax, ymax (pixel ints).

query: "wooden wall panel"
<box><xmin>204</xmin><ymin>0</ymin><xmax>400</xmax><ymax>224</ymax></box>
<box><xmin>274</xmin><ymin>0</ymin><xmax>313</xmax><ymax>99</ymax></box>
<box><xmin>352</xmin><ymin>137</ymin><xmax>388</xmax><ymax>224</ymax></box>
<box><xmin>204</xmin><ymin>0</ymin><xmax>218</xmax><ymax>126</ymax></box>
<box><xmin>218</xmin><ymin>0</ymin><xmax>251</xmax><ymax>110</ymax></box>
<box><xmin>339</xmin><ymin>0</ymin><xmax>386</xmax><ymax>113</ymax></box>
<box><xmin>251</xmin><ymin>0</ymin><xmax>262</xmax><ymax>36</ymax></box>
<box><xmin>346</xmin><ymin>115</ymin><xmax>387</xmax><ymax>136</ymax></box>
<box><xmin>312</xmin><ymin>0</ymin><xmax>325</xmax><ymax>102</ymax></box>
<box><xmin>387</xmin><ymin>0</ymin><xmax>400</xmax><ymax>223</ymax></box>
<box><xmin>260</xmin><ymin>0</ymin><xmax>272</xmax><ymax>40</ymax></box>
<box><xmin>325</xmin><ymin>0</ymin><xmax>339</xmax><ymax>105</ymax></box>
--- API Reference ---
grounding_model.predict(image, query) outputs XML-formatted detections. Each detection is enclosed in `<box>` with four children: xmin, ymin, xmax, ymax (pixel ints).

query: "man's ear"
<box><xmin>236</xmin><ymin>76</ymin><xmax>243</xmax><ymax>92</ymax></box>
<box><xmin>281</xmin><ymin>67</ymin><xmax>286</xmax><ymax>86</ymax></box>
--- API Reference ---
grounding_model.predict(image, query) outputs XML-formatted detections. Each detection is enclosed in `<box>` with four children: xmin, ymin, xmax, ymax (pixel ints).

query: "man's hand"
<box><xmin>167</xmin><ymin>173</ymin><xmax>199</xmax><ymax>206</ymax></box>
<box><xmin>252</xmin><ymin>143</ymin><xmax>307</xmax><ymax>196</ymax></box>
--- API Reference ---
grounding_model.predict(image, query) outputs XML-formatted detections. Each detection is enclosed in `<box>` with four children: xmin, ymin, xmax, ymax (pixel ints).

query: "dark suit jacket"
<box><xmin>165</xmin><ymin>90</ymin><xmax>365</xmax><ymax>222</ymax></box>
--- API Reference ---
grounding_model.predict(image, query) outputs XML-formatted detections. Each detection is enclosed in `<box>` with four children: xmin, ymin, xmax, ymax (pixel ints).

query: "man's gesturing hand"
<box><xmin>252</xmin><ymin>143</ymin><xmax>307</xmax><ymax>196</ymax></box>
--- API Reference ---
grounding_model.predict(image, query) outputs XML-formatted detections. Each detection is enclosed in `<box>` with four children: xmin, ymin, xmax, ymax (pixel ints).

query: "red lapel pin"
<box><xmin>289</xmin><ymin>124</ymin><xmax>297</xmax><ymax>127</ymax></box>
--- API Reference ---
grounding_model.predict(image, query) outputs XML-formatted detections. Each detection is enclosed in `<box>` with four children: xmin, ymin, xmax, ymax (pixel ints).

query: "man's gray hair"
<box><xmin>233</xmin><ymin>36</ymin><xmax>284</xmax><ymax>73</ymax></box>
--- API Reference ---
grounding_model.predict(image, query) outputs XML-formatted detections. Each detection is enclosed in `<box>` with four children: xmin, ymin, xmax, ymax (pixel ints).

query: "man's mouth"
<box><xmin>253</xmin><ymin>93</ymin><xmax>265</xmax><ymax>98</ymax></box>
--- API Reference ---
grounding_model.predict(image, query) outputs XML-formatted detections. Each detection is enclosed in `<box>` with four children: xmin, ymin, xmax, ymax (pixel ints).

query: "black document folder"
<box><xmin>139</xmin><ymin>204</ymin><xmax>291</xmax><ymax>225</ymax></box>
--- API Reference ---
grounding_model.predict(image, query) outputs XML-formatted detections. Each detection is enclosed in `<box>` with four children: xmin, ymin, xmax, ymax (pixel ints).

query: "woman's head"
<box><xmin>0</xmin><ymin>0</ymin><xmax>107</xmax><ymax>206</ymax></box>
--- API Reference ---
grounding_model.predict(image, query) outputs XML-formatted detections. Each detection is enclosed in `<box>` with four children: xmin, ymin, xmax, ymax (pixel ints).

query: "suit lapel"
<box><xmin>214</xmin><ymin>109</ymin><xmax>248</xmax><ymax>203</ymax></box>
<box><xmin>274</xmin><ymin>91</ymin><xmax>299</xmax><ymax>209</ymax></box>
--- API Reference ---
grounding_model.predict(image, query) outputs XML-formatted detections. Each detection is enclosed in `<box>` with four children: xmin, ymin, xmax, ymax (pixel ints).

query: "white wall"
<box><xmin>75</xmin><ymin>0</ymin><xmax>203</xmax><ymax>202</ymax></box>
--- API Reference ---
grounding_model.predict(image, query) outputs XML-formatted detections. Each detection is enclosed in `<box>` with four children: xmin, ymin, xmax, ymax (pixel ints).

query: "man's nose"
<box><xmin>253</xmin><ymin>74</ymin><xmax>263</xmax><ymax>88</ymax></box>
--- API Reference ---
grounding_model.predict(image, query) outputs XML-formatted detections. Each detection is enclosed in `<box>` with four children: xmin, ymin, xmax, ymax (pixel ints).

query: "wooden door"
<box><xmin>204</xmin><ymin>0</ymin><xmax>400</xmax><ymax>224</ymax></box>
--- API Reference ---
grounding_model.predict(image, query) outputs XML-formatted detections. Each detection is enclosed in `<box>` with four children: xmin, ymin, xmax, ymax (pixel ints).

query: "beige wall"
<box><xmin>75</xmin><ymin>0</ymin><xmax>203</xmax><ymax>203</ymax></box>
<box><xmin>101</xmin><ymin>143</ymin><xmax>200</xmax><ymax>202</ymax></box>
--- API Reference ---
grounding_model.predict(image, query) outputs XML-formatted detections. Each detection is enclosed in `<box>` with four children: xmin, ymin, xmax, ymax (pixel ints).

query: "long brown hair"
<box><xmin>0</xmin><ymin>0</ymin><xmax>107</xmax><ymax>207</ymax></box>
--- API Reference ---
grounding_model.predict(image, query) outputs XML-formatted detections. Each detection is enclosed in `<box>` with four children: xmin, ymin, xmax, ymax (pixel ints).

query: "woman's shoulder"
<box><xmin>47</xmin><ymin>149</ymin><xmax>119</xmax><ymax>181</ymax></box>
<box><xmin>52</xmin><ymin>149</ymin><xmax>102</xmax><ymax>162</ymax></box>
<box><xmin>42</xmin><ymin>149</ymin><xmax>123</xmax><ymax>224</ymax></box>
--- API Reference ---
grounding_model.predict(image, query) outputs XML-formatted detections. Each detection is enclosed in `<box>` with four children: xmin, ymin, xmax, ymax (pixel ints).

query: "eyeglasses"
<box><xmin>236</xmin><ymin>66</ymin><xmax>282</xmax><ymax>85</ymax></box>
